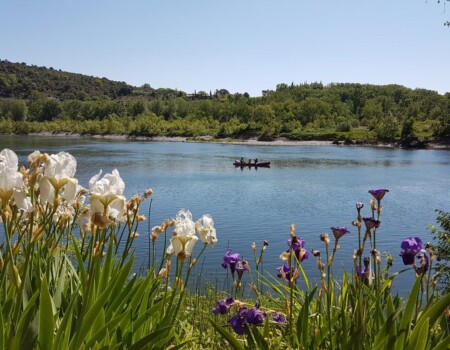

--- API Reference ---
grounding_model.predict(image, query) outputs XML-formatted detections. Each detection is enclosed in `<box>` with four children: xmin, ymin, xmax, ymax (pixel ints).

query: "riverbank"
<box><xmin>11</xmin><ymin>132</ymin><xmax>449</xmax><ymax>150</ymax></box>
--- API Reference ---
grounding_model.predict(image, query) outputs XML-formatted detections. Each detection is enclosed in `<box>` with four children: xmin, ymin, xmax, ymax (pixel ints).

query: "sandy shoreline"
<box><xmin>14</xmin><ymin>132</ymin><xmax>450</xmax><ymax>150</ymax></box>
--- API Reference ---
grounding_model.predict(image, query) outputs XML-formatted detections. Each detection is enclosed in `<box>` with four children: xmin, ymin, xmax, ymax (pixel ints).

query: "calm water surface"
<box><xmin>2</xmin><ymin>135</ymin><xmax>450</xmax><ymax>294</ymax></box>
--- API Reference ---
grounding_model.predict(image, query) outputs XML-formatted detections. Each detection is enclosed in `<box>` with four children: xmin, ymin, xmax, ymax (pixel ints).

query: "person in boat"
<box><xmin>240</xmin><ymin>157</ymin><xmax>244</xmax><ymax>164</ymax></box>
<box><xmin>254</xmin><ymin>158</ymin><xmax>258</xmax><ymax>164</ymax></box>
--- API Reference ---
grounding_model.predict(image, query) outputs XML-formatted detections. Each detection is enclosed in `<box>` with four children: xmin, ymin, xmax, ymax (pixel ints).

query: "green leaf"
<box><xmin>9</xmin><ymin>290</ymin><xmax>39</xmax><ymax>349</ymax></box>
<box><xmin>71</xmin><ymin>238</ymin><xmax>86</xmax><ymax>292</ymax></box>
<box><xmin>39</xmin><ymin>276</ymin><xmax>54</xmax><ymax>350</ymax></box>
<box><xmin>70</xmin><ymin>256</ymin><xmax>134</xmax><ymax>349</ymax></box>
<box><xmin>210</xmin><ymin>318</ymin><xmax>245</xmax><ymax>350</ymax></box>
<box><xmin>414</xmin><ymin>291</ymin><xmax>450</xmax><ymax>336</ymax></box>
<box><xmin>84</xmin><ymin>311</ymin><xmax>129</xmax><ymax>349</ymax></box>
<box><xmin>394</xmin><ymin>275</ymin><xmax>422</xmax><ymax>350</ymax></box>
<box><xmin>410</xmin><ymin>317</ymin><xmax>429</xmax><ymax>350</ymax></box>
<box><xmin>432</xmin><ymin>335</ymin><xmax>450</xmax><ymax>350</ymax></box>
<box><xmin>127</xmin><ymin>326</ymin><xmax>172</xmax><ymax>350</ymax></box>
<box><xmin>0</xmin><ymin>303</ymin><xmax>4</xmax><ymax>350</ymax></box>
<box><xmin>53</xmin><ymin>256</ymin><xmax>66</xmax><ymax>309</ymax></box>
<box><xmin>98</xmin><ymin>236</ymin><xmax>114</xmax><ymax>293</ymax></box>
<box><xmin>52</xmin><ymin>291</ymin><xmax>78</xmax><ymax>350</ymax></box>
<box><xmin>297</xmin><ymin>287</ymin><xmax>316</xmax><ymax>347</ymax></box>
<box><xmin>407</xmin><ymin>291</ymin><xmax>450</xmax><ymax>350</ymax></box>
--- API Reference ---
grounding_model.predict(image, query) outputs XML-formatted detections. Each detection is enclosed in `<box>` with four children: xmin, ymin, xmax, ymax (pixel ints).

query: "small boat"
<box><xmin>233</xmin><ymin>161</ymin><xmax>271</xmax><ymax>168</ymax></box>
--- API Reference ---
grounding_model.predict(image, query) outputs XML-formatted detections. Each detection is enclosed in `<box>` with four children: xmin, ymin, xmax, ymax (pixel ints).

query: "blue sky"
<box><xmin>1</xmin><ymin>0</ymin><xmax>449</xmax><ymax>97</ymax></box>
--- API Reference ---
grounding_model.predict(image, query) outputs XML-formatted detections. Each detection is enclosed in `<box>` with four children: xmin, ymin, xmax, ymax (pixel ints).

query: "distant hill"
<box><xmin>0</xmin><ymin>60</ymin><xmax>184</xmax><ymax>101</ymax></box>
<box><xmin>0</xmin><ymin>59</ymin><xmax>449</xmax><ymax>143</ymax></box>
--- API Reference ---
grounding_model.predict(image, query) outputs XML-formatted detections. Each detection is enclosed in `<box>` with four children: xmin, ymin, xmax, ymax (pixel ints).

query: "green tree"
<box><xmin>40</xmin><ymin>99</ymin><xmax>62</xmax><ymax>121</ymax></box>
<box><xmin>0</xmin><ymin>99</ymin><xmax>27</xmax><ymax>121</ymax></box>
<box><xmin>374</xmin><ymin>113</ymin><xmax>399</xmax><ymax>141</ymax></box>
<box><xmin>401</xmin><ymin>117</ymin><xmax>414</xmax><ymax>140</ymax></box>
<box><xmin>431</xmin><ymin>210</ymin><xmax>450</xmax><ymax>293</ymax></box>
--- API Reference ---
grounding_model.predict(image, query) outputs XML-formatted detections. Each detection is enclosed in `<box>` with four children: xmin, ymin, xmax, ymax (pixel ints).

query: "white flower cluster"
<box><xmin>0</xmin><ymin>148</ymin><xmax>126</xmax><ymax>229</ymax></box>
<box><xmin>165</xmin><ymin>209</ymin><xmax>217</xmax><ymax>260</ymax></box>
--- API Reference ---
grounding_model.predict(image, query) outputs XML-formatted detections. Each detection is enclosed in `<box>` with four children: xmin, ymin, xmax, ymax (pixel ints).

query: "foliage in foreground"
<box><xmin>0</xmin><ymin>148</ymin><xmax>449</xmax><ymax>349</ymax></box>
<box><xmin>208</xmin><ymin>191</ymin><xmax>450</xmax><ymax>349</ymax></box>
<box><xmin>430</xmin><ymin>210</ymin><xmax>450</xmax><ymax>294</ymax></box>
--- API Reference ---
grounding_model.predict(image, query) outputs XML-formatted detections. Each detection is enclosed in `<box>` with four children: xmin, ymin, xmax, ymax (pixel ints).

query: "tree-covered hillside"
<box><xmin>1</xmin><ymin>59</ymin><xmax>449</xmax><ymax>144</ymax></box>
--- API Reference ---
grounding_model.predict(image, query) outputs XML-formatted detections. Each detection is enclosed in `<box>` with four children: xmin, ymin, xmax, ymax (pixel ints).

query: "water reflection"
<box><xmin>1</xmin><ymin>135</ymin><xmax>450</xmax><ymax>295</ymax></box>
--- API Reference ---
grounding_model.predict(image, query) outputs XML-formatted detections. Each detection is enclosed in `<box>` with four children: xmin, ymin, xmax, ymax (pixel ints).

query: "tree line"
<box><xmin>1</xmin><ymin>60</ymin><xmax>449</xmax><ymax>142</ymax></box>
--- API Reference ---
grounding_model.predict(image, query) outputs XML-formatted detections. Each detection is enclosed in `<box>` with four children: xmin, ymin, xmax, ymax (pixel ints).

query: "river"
<box><xmin>1</xmin><ymin>135</ymin><xmax>450</xmax><ymax>294</ymax></box>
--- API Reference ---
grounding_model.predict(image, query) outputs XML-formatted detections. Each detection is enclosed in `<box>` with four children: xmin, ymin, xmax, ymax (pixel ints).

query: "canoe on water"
<box><xmin>233</xmin><ymin>161</ymin><xmax>271</xmax><ymax>167</ymax></box>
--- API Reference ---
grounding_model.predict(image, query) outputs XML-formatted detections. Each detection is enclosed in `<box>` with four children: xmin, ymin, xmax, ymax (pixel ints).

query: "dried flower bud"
<box><xmin>320</xmin><ymin>234</ymin><xmax>330</xmax><ymax>246</ymax></box>
<box><xmin>243</xmin><ymin>260</ymin><xmax>250</xmax><ymax>273</ymax></box>
<box><xmin>190</xmin><ymin>258</ymin><xmax>197</xmax><ymax>268</ymax></box>
<box><xmin>279</xmin><ymin>251</ymin><xmax>290</xmax><ymax>261</ymax></box>
<box><xmin>290</xmin><ymin>223</ymin><xmax>296</xmax><ymax>236</ymax></box>
<box><xmin>312</xmin><ymin>249</ymin><xmax>321</xmax><ymax>257</ymax></box>
<box><xmin>143</xmin><ymin>188</ymin><xmax>153</xmax><ymax>198</ymax></box>
<box><xmin>292</xmin><ymin>268</ymin><xmax>299</xmax><ymax>282</ymax></box>
<box><xmin>175</xmin><ymin>277</ymin><xmax>183</xmax><ymax>287</ymax></box>
<box><xmin>251</xmin><ymin>242</ymin><xmax>257</xmax><ymax>251</ymax></box>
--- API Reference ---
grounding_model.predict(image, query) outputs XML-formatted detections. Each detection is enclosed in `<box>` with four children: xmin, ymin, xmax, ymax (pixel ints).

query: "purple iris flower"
<box><xmin>356</xmin><ymin>257</ymin><xmax>372</xmax><ymax>280</ymax></box>
<box><xmin>212</xmin><ymin>300</ymin><xmax>228</xmax><ymax>315</ymax></box>
<box><xmin>229</xmin><ymin>305</ymin><xmax>266</xmax><ymax>335</ymax></box>
<box><xmin>230</xmin><ymin>314</ymin><xmax>246</xmax><ymax>335</ymax></box>
<box><xmin>356</xmin><ymin>266</ymin><xmax>370</xmax><ymax>279</ymax></box>
<box><xmin>288</xmin><ymin>235</ymin><xmax>309</xmax><ymax>262</ymax></box>
<box><xmin>363</xmin><ymin>217</ymin><xmax>381</xmax><ymax>230</ymax></box>
<box><xmin>273</xmin><ymin>313</ymin><xmax>286</xmax><ymax>323</ymax></box>
<box><xmin>331</xmin><ymin>226</ymin><xmax>350</xmax><ymax>240</ymax></box>
<box><xmin>222</xmin><ymin>249</ymin><xmax>241</xmax><ymax>273</ymax></box>
<box><xmin>212</xmin><ymin>297</ymin><xmax>235</xmax><ymax>315</ymax></box>
<box><xmin>277</xmin><ymin>264</ymin><xmax>294</xmax><ymax>284</ymax></box>
<box><xmin>368</xmin><ymin>189</ymin><xmax>389</xmax><ymax>201</ymax></box>
<box><xmin>399</xmin><ymin>237</ymin><xmax>423</xmax><ymax>265</ymax></box>
<box><xmin>246</xmin><ymin>307</ymin><xmax>266</xmax><ymax>325</ymax></box>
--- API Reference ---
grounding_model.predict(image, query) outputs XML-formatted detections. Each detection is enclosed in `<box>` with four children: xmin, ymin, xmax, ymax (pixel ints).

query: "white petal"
<box><xmin>89</xmin><ymin>169</ymin><xmax>125</xmax><ymax>196</ymax></box>
<box><xmin>44</xmin><ymin>152</ymin><xmax>77</xmax><ymax>179</ymax></box>
<box><xmin>39</xmin><ymin>178</ymin><xmax>55</xmax><ymax>205</ymax></box>
<box><xmin>174</xmin><ymin>219</ymin><xmax>196</xmax><ymax>237</ymax></box>
<box><xmin>0</xmin><ymin>149</ymin><xmax>19</xmax><ymax>169</ymax></box>
<box><xmin>89</xmin><ymin>196</ymin><xmax>104</xmax><ymax>215</ymax></box>
<box><xmin>27</xmin><ymin>150</ymin><xmax>41</xmax><ymax>164</ymax></box>
<box><xmin>109</xmin><ymin>195</ymin><xmax>126</xmax><ymax>221</ymax></box>
<box><xmin>166</xmin><ymin>244</ymin><xmax>174</xmax><ymax>255</ymax></box>
<box><xmin>171</xmin><ymin>236</ymin><xmax>183</xmax><ymax>255</ymax></box>
<box><xmin>61</xmin><ymin>178</ymin><xmax>78</xmax><ymax>203</ymax></box>
<box><xmin>196</xmin><ymin>214</ymin><xmax>214</xmax><ymax>230</ymax></box>
<box><xmin>184</xmin><ymin>235</ymin><xmax>199</xmax><ymax>256</ymax></box>
<box><xmin>176</xmin><ymin>209</ymin><xmax>192</xmax><ymax>221</ymax></box>
<box><xmin>200</xmin><ymin>228</ymin><xmax>217</xmax><ymax>245</ymax></box>
<box><xmin>89</xmin><ymin>170</ymin><xmax>103</xmax><ymax>193</ymax></box>
<box><xmin>13</xmin><ymin>189</ymin><xmax>33</xmax><ymax>213</ymax></box>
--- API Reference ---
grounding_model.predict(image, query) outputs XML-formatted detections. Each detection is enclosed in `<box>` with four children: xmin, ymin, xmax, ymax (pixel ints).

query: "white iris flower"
<box><xmin>39</xmin><ymin>152</ymin><xmax>78</xmax><ymax>205</ymax></box>
<box><xmin>0</xmin><ymin>149</ymin><xmax>25</xmax><ymax>208</ymax></box>
<box><xmin>89</xmin><ymin>169</ymin><xmax>126</xmax><ymax>223</ymax></box>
